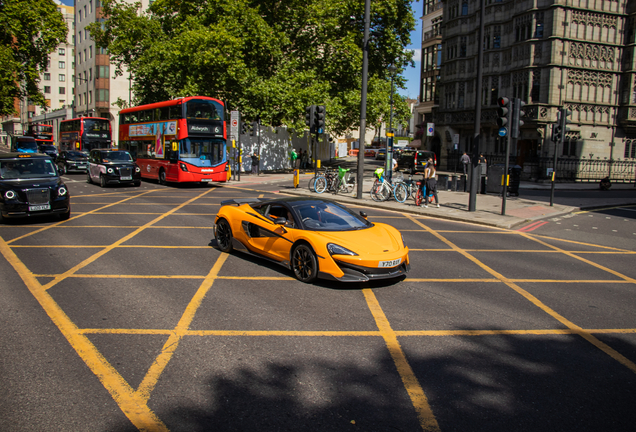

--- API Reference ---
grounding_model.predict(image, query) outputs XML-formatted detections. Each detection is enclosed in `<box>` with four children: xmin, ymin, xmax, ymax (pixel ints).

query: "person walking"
<box><xmin>251</xmin><ymin>152</ymin><xmax>259</xmax><ymax>175</ymax></box>
<box><xmin>422</xmin><ymin>157</ymin><xmax>440</xmax><ymax>208</ymax></box>
<box><xmin>460</xmin><ymin>152</ymin><xmax>470</xmax><ymax>175</ymax></box>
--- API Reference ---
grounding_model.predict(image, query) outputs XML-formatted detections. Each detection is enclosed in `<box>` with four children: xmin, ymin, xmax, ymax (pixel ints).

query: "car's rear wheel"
<box><xmin>215</xmin><ymin>218</ymin><xmax>233</xmax><ymax>253</ymax></box>
<box><xmin>292</xmin><ymin>244</ymin><xmax>318</xmax><ymax>283</ymax></box>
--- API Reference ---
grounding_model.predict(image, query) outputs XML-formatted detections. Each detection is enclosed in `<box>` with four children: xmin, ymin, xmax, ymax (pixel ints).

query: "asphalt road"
<box><xmin>1</xmin><ymin>173</ymin><xmax>635</xmax><ymax>432</ymax></box>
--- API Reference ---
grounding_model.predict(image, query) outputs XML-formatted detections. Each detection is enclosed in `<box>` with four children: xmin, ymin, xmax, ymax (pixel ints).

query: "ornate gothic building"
<box><xmin>434</xmin><ymin>0</ymin><xmax>633</xmax><ymax>178</ymax></box>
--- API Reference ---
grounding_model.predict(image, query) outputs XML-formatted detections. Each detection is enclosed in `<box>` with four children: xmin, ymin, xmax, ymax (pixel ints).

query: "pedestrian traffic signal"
<box><xmin>314</xmin><ymin>105</ymin><xmax>325</xmax><ymax>134</ymax></box>
<box><xmin>496</xmin><ymin>97</ymin><xmax>511</xmax><ymax>129</ymax></box>
<box><xmin>511</xmin><ymin>99</ymin><xmax>526</xmax><ymax>139</ymax></box>
<box><xmin>251</xmin><ymin>121</ymin><xmax>258</xmax><ymax>137</ymax></box>
<box><xmin>305</xmin><ymin>105</ymin><xmax>316</xmax><ymax>134</ymax></box>
<box><xmin>552</xmin><ymin>110</ymin><xmax>563</xmax><ymax>143</ymax></box>
<box><xmin>241</xmin><ymin>121</ymin><xmax>249</xmax><ymax>135</ymax></box>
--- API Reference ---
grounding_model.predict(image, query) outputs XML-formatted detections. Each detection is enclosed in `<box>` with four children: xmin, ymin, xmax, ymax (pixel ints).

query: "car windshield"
<box><xmin>67</xmin><ymin>151</ymin><xmax>87</xmax><ymax>159</ymax></box>
<box><xmin>294</xmin><ymin>202</ymin><xmax>372</xmax><ymax>231</ymax></box>
<box><xmin>101</xmin><ymin>151</ymin><xmax>132</xmax><ymax>162</ymax></box>
<box><xmin>1</xmin><ymin>159</ymin><xmax>57</xmax><ymax>179</ymax></box>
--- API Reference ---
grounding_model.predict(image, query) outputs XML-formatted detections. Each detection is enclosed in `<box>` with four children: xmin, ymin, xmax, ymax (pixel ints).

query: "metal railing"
<box><xmin>444</xmin><ymin>150</ymin><xmax>636</xmax><ymax>183</ymax></box>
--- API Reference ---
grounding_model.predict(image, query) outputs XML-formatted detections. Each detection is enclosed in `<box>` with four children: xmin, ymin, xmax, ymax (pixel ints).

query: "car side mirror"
<box><xmin>359</xmin><ymin>211</ymin><xmax>367</xmax><ymax>219</ymax></box>
<box><xmin>273</xmin><ymin>217</ymin><xmax>286</xmax><ymax>225</ymax></box>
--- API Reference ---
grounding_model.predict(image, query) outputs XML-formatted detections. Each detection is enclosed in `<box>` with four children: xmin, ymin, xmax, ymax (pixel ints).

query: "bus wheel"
<box><xmin>159</xmin><ymin>170</ymin><xmax>167</xmax><ymax>185</ymax></box>
<box><xmin>86</xmin><ymin>171</ymin><xmax>92</xmax><ymax>184</ymax></box>
<box><xmin>100</xmin><ymin>175</ymin><xmax>107</xmax><ymax>188</ymax></box>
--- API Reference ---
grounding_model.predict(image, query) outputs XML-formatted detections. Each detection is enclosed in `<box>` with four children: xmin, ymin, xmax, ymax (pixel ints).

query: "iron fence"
<box><xmin>444</xmin><ymin>150</ymin><xmax>636</xmax><ymax>183</ymax></box>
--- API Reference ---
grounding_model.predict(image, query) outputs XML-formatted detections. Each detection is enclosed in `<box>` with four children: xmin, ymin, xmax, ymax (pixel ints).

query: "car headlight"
<box><xmin>4</xmin><ymin>190</ymin><xmax>16</xmax><ymax>200</ymax></box>
<box><xmin>327</xmin><ymin>243</ymin><xmax>358</xmax><ymax>256</ymax></box>
<box><xmin>135</xmin><ymin>166</ymin><xmax>141</xmax><ymax>173</ymax></box>
<box><xmin>107</xmin><ymin>167</ymin><xmax>114</xmax><ymax>174</ymax></box>
<box><xmin>58</xmin><ymin>186</ymin><xmax>67</xmax><ymax>197</ymax></box>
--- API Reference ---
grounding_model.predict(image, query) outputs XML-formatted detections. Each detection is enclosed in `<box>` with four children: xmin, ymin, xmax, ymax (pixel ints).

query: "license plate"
<box><xmin>201</xmin><ymin>178</ymin><xmax>212</xmax><ymax>182</ymax></box>
<box><xmin>378</xmin><ymin>258</ymin><xmax>401</xmax><ymax>268</ymax></box>
<box><xmin>121</xmin><ymin>176</ymin><xmax>132</xmax><ymax>180</ymax></box>
<box><xmin>29</xmin><ymin>204</ymin><xmax>51</xmax><ymax>212</ymax></box>
<box><xmin>77</xmin><ymin>165</ymin><xmax>86</xmax><ymax>169</ymax></box>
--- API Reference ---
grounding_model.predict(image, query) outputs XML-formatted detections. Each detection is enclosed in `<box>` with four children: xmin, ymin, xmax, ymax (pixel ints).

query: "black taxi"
<box><xmin>0</xmin><ymin>153</ymin><xmax>71</xmax><ymax>222</ymax></box>
<box><xmin>86</xmin><ymin>149</ymin><xmax>141</xmax><ymax>187</ymax></box>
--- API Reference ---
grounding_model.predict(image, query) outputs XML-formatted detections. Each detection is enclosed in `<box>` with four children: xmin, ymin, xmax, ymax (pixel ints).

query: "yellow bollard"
<box><xmin>293</xmin><ymin>169</ymin><xmax>299</xmax><ymax>188</ymax></box>
<box><xmin>317</xmin><ymin>160</ymin><xmax>321</xmax><ymax>169</ymax></box>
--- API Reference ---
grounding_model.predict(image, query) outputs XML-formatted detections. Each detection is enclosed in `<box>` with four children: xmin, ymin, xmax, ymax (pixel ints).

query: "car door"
<box><xmin>241</xmin><ymin>203</ymin><xmax>295</xmax><ymax>263</ymax></box>
<box><xmin>89</xmin><ymin>151</ymin><xmax>100</xmax><ymax>180</ymax></box>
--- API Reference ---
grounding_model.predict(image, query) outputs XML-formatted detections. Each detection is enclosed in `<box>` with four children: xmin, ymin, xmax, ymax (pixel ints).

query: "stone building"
<box><xmin>434</xmin><ymin>0</ymin><xmax>632</xmax><ymax>179</ymax></box>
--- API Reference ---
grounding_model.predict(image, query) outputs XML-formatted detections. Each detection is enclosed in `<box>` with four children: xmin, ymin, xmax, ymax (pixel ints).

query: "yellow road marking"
<box><xmin>136</xmin><ymin>253</ymin><xmax>228</xmax><ymax>402</ymax></box>
<box><xmin>405</xmin><ymin>214</ymin><xmax>636</xmax><ymax>374</ymax></box>
<box><xmin>41</xmin><ymin>189</ymin><xmax>217</xmax><ymax>292</ymax></box>
<box><xmin>363</xmin><ymin>288</ymin><xmax>440</xmax><ymax>431</ymax></box>
<box><xmin>0</xmin><ymin>237</ymin><xmax>168</xmax><ymax>431</ymax></box>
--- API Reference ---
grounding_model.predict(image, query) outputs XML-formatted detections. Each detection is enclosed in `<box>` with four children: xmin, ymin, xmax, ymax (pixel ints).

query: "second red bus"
<box><xmin>58</xmin><ymin>117</ymin><xmax>113</xmax><ymax>153</ymax></box>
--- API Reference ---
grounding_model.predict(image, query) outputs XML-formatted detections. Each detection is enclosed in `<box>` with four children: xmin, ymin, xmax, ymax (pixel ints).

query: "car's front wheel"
<box><xmin>215</xmin><ymin>218</ymin><xmax>233</xmax><ymax>253</ymax></box>
<box><xmin>292</xmin><ymin>244</ymin><xmax>318</xmax><ymax>283</ymax></box>
<box><xmin>100</xmin><ymin>175</ymin><xmax>107</xmax><ymax>188</ymax></box>
<box><xmin>86</xmin><ymin>171</ymin><xmax>92</xmax><ymax>184</ymax></box>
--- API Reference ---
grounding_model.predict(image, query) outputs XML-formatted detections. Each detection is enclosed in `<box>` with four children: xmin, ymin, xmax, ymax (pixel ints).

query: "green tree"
<box><xmin>0</xmin><ymin>0</ymin><xmax>68</xmax><ymax>115</ymax></box>
<box><xmin>89</xmin><ymin>0</ymin><xmax>415</xmax><ymax>135</ymax></box>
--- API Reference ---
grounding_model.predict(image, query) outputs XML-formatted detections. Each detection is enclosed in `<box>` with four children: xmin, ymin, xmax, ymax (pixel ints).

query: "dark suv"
<box><xmin>86</xmin><ymin>149</ymin><xmax>141</xmax><ymax>187</ymax></box>
<box><xmin>0</xmin><ymin>153</ymin><xmax>71</xmax><ymax>222</ymax></box>
<box><xmin>56</xmin><ymin>150</ymin><xmax>89</xmax><ymax>174</ymax></box>
<box><xmin>396</xmin><ymin>150</ymin><xmax>437</xmax><ymax>174</ymax></box>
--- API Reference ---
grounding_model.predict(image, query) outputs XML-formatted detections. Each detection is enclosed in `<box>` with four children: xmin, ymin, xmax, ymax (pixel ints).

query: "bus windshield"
<box><xmin>180</xmin><ymin>138</ymin><xmax>224</xmax><ymax>167</ymax></box>
<box><xmin>84</xmin><ymin>119</ymin><xmax>110</xmax><ymax>132</ymax></box>
<box><xmin>185</xmin><ymin>99</ymin><xmax>224</xmax><ymax>121</ymax></box>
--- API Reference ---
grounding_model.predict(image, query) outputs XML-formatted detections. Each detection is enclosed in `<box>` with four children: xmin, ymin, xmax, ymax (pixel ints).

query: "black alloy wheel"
<box><xmin>86</xmin><ymin>171</ymin><xmax>92</xmax><ymax>184</ymax></box>
<box><xmin>100</xmin><ymin>174</ymin><xmax>107</xmax><ymax>188</ymax></box>
<box><xmin>292</xmin><ymin>244</ymin><xmax>318</xmax><ymax>283</ymax></box>
<box><xmin>215</xmin><ymin>219</ymin><xmax>233</xmax><ymax>253</ymax></box>
<box><xmin>159</xmin><ymin>170</ymin><xmax>167</xmax><ymax>185</ymax></box>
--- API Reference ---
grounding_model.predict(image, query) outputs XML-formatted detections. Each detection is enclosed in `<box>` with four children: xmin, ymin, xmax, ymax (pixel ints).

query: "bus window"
<box><xmin>185</xmin><ymin>99</ymin><xmax>223</xmax><ymax>120</ymax></box>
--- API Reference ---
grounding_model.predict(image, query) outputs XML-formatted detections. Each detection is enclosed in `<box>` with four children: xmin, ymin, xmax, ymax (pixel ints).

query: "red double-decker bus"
<box><xmin>26</xmin><ymin>123</ymin><xmax>55</xmax><ymax>145</ymax></box>
<box><xmin>118</xmin><ymin>96</ymin><xmax>228</xmax><ymax>184</ymax></box>
<box><xmin>58</xmin><ymin>117</ymin><xmax>113</xmax><ymax>152</ymax></box>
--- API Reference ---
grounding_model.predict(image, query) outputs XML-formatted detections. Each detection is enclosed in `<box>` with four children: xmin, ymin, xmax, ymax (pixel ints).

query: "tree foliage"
<box><xmin>0</xmin><ymin>0</ymin><xmax>68</xmax><ymax>116</ymax></box>
<box><xmin>89</xmin><ymin>0</ymin><xmax>415</xmax><ymax>136</ymax></box>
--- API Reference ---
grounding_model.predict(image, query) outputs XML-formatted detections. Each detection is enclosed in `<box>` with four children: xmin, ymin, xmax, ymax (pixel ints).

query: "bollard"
<box><xmin>317</xmin><ymin>160</ymin><xmax>321</xmax><ymax>169</ymax></box>
<box><xmin>293</xmin><ymin>169</ymin><xmax>299</xmax><ymax>188</ymax></box>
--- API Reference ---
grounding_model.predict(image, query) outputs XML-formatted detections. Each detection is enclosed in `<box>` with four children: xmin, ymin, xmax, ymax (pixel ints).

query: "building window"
<box><xmin>59</xmin><ymin>61</ymin><xmax>65</xmax><ymax>69</ymax></box>
<box><xmin>59</xmin><ymin>100</ymin><xmax>65</xmax><ymax>108</ymax></box>
<box><xmin>44</xmin><ymin>86</ymin><xmax>51</xmax><ymax>94</ymax></box>
<box><xmin>59</xmin><ymin>48</ymin><xmax>65</xmax><ymax>55</ymax></box>
<box><xmin>89</xmin><ymin>46</ymin><xmax>93</xmax><ymax>58</ymax></box>
<box><xmin>43</xmin><ymin>73</ymin><xmax>50</xmax><ymax>81</ymax></box>
<box><xmin>89</xmin><ymin>0</ymin><xmax>92</xmax><ymax>13</ymax></box>
<box><xmin>89</xmin><ymin>91</ymin><xmax>92</xmax><ymax>104</ymax></box>
<box><xmin>97</xmin><ymin>65</ymin><xmax>109</xmax><ymax>78</ymax></box>
<box><xmin>460</xmin><ymin>36</ymin><xmax>467</xmax><ymax>57</ymax></box>
<box><xmin>563</xmin><ymin>137</ymin><xmax>577</xmax><ymax>156</ymax></box>
<box><xmin>493</xmin><ymin>26</ymin><xmax>501</xmax><ymax>49</ymax></box>
<box><xmin>625</xmin><ymin>140</ymin><xmax>636</xmax><ymax>158</ymax></box>
<box><xmin>461</xmin><ymin>1</ymin><xmax>468</xmax><ymax>15</ymax></box>
<box><xmin>490</xmin><ymin>76</ymin><xmax>499</xmax><ymax>106</ymax></box>
<box><xmin>59</xmin><ymin>74</ymin><xmax>66</xmax><ymax>82</ymax></box>
<box><xmin>531</xmin><ymin>69</ymin><xmax>541</xmax><ymax>102</ymax></box>
<box><xmin>535</xmin><ymin>12</ymin><xmax>544</xmax><ymax>38</ymax></box>
<box><xmin>89</xmin><ymin>68</ymin><xmax>92</xmax><ymax>81</ymax></box>
<box><xmin>79</xmin><ymin>31</ymin><xmax>82</xmax><ymax>43</ymax></box>
<box><xmin>97</xmin><ymin>89</ymin><xmax>109</xmax><ymax>102</ymax></box>
<box><xmin>59</xmin><ymin>87</ymin><xmax>65</xmax><ymax>94</ymax></box>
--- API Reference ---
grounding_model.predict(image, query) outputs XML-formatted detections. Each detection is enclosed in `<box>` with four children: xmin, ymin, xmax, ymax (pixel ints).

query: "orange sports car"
<box><xmin>213</xmin><ymin>197</ymin><xmax>410</xmax><ymax>283</ymax></box>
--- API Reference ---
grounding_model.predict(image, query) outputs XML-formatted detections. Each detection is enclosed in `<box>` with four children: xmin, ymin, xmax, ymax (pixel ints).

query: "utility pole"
<box><xmin>469</xmin><ymin>0</ymin><xmax>485</xmax><ymax>212</ymax></box>
<box><xmin>356</xmin><ymin>0</ymin><xmax>371</xmax><ymax>199</ymax></box>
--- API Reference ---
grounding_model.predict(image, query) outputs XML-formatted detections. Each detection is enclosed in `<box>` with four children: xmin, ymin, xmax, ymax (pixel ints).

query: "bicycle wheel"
<box><xmin>414</xmin><ymin>188</ymin><xmax>423</xmax><ymax>206</ymax></box>
<box><xmin>314</xmin><ymin>176</ymin><xmax>327</xmax><ymax>193</ymax></box>
<box><xmin>343</xmin><ymin>176</ymin><xmax>355</xmax><ymax>194</ymax></box>
<box><xmin>394</xmin><ymin>183</ymin><xmax>408</xmax><ymax>203</ymax></box>
<box><xmin>307</xmin><ymin>175</ymin><xmax>317</xmax><ymax>192</ymax></box>
<box><xmin>370</xmin><ymin>182</ymin><xmax>385</xmax><ymax>202</ymax></box>
<box><xmin>333</xmin><ymin>178</ymin><xmax>342</xmax><ymax>195</ymax></box>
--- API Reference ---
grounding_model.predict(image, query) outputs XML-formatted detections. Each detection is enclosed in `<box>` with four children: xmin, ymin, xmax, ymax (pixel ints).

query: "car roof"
<box><xmin>222</xmin><ymin>196</ymin><xmax>344</xmax><ymax>207</ymax></box>
<box><xmin>0</xmin><ymin>152</ymin><xmax>54</xmax><ymax>160</ymax></box>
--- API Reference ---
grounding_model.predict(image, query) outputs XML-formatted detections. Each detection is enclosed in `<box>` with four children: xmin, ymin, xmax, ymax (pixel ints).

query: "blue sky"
<box><xmin>58</xmin><ymin>0</ymin><xmax>421</xmax><ymax>99</ymax></box>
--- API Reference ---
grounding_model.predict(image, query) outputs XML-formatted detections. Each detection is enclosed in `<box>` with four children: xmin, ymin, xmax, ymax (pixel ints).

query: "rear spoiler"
<box><xmin>220</xmin><ymin>198</ymin><xmax>270</xmax><ymax>206</ymax></box>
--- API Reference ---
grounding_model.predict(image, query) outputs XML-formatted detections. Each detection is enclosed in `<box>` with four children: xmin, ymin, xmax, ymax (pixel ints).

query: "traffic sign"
<box><xmin>498</xmin><ymin>127</ymin><xmax>508</xmax><ymax>137</ymax></box>
<box><xmin>426</xmin><ymin>123</ymin><xmax>434</xmax><ymax>136</ymax></box>
<box><xmin>230</xmin><ymin>111</ymin><xmax>240</xmax><ymax>141</ymax></box>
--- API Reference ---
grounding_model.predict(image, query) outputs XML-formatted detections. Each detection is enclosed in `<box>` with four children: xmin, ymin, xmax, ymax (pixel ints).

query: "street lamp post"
<box><xmin>386</xmin><ymin>65</ymin><xmax>397</xmax><ymax>181</ymax></box>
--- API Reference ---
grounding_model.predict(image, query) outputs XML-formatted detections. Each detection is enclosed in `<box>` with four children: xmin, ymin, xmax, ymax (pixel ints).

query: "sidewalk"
<box><xmin>225</xmin><ymin>169</ymin><xmax>636</xmax><ymax>229</ymax></box>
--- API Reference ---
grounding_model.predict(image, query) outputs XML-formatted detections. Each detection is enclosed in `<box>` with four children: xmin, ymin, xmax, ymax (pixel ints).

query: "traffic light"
<box><xmin>314</xmin><ymin>105</ymin><xmax>325</xmax><ymax>134</ymax></box>
<box><xmin>551</xmin><ymin>110</ymin><xmax>562</xmax><ymax>143</ymax></box>
<box><xmin>305</xmin><ymin>105</ymin><xmax>315</xmax><ymax>134</ymax></box>
<box><xmin>560</xmin><ymin>107</ymin><xmax>572</xmax><ymax>138</ymax></box>
<box><xmin>241</xmin><ymin>121</ymin><xmax>249</xmax><ymax>135</ymax></box>
<box><xmin>511</xmin><ymin>98</ymin><xmax>526</xmax><ymax>139</ymax></box>
<box><xmin>251</xmin><ymin>121</ymin><xmax>258</xmax><ymax>137</ymax></box>
<box><xmin>496</xmin><ymin>97</ymin><xmax>511</xmax><ymax>131</ymax></box>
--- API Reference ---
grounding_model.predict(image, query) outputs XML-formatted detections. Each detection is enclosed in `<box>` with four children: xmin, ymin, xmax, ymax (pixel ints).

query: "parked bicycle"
<box><xmin>370</xmin><ymin>168</ymin><xmax>408</xmax><ymax>203</ymax></box>
<box><xmin>333</xmin><ymin>166</ymin><xmax>356</xmax><ymax>195</ymax></box>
